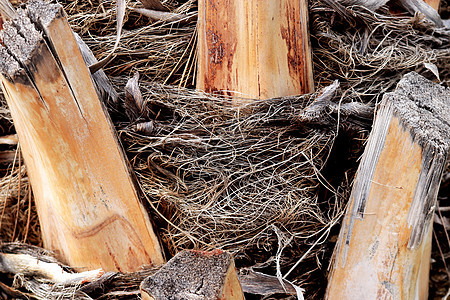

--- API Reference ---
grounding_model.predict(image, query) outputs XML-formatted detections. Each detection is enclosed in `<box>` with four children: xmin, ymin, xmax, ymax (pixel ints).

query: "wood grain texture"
<box><xmin>0</xmin><ymin>2</ymin><xmax>164</xmax><ymax>272</ymax></box>
<box><xmin>327</xmin><ymin>117</ymin><xmax>425</xmax><ymax>299</ymax></box>
<box><xmin>197</xmin><ymin>0</ymin><xmax>314</xmax><ymax>102</ymax></box>
<box><xmin>326</xmin><ymin>73</ymin><xmax>449</xmax><ymax>300</ymax></box>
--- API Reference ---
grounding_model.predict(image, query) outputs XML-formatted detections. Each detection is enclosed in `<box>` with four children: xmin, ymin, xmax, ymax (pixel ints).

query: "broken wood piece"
<box><xmin>238</xmin><ymin>269</ymin><xmax>297</xmax><ymax>296</ymax></box>
<box><xmin>295</xmin><ymin>80</ymin><xmax>374</xmax><ymax>130</ymax></box>
<box><xmin>0</xmin><ymin>252</ymin><xmax>104</xmax><ymax>285</ymax></box>
<box><xmin>0</xmin><ymin>1</ymin><xmax>164</xmax><ymax>272</ymax></box>
<box><xmin>424</xmin><ymin>0</ymin><xmax>440</xmax><ymax>11</ymax></box>
<box><xmin>197</xmin><ymin>0</ymin><xmax>314</xmax><ymax>103</ymax></box>
<box><xmin>326</xmin><ymin>72</ymin><xmax>449</xmax><ymax>300</ymax></box>
<box><xmin>73</xmin><ymin>32</ymin><xmax>118</xmax><ymax>105</ymax></box>
<box><xmin>140</xmin><ymin>250</ymin><xmax>244</xmax><ymax>300</ymax></box>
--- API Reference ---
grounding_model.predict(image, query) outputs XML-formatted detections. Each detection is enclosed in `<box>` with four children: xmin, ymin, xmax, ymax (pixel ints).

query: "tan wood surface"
<box><xmin>197</xmin><ymin>0</ymin><xmax>314</xmax><ymax>102</ymax></box>
<box><xmin>219</xmin><ymin>259</ymin><xmax>245</xmax><ymax>300</ymax></box>
<box><xmin>424</xmin><ymin>0</ymin><xmax>440</xmax><ymax>10</ymax></box>
<box><xmin>0</xmin><ymin>2</ymin><xmax>164</xmax><ymax>272</ymax></box>
<box><xmin>326</xmin><ymin>73</ymin><xmax>449</xmax><ymax>300</ymax></box>
<box><xmin>327</xmin><ymin>117</ymin><xmax>427</xmax><ymax>299</ymax></box>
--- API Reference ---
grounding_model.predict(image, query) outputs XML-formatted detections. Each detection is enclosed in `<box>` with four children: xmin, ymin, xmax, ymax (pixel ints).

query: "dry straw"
<box><xmin>0</xmin><ymin>0</ymin><xmax>448</xmax><ymax>299</ymax></box>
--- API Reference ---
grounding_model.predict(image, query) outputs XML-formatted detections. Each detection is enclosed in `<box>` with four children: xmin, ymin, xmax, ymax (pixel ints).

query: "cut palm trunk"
<box><xmin>0</xmin><ymin>1</ymin><xmax>164</xmax><ymax>272</ymax></box>
<box><xmin>197</xmin><ymin>0</ymin><xmax>314</xmax><ymax>102</ymax></box>
<box><xmin>424</xmin><ymin>0</ymin><xmax>439</xmax><ymax>10</ymax></box>
<box><xmin>140</xmin><ymin>250</ymin><xmax>244</xmax><ymax>300</ymax></box>
<box><xmin>326</xmin><ymin>72</ymin><xmax>449</xmax><ymax>299</ymax></box>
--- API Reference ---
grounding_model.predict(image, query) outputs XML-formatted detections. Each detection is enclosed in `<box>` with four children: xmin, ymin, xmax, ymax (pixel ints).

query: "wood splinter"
<box><xmin>0</xmin><ymin>0</ymin><xmax>164</xmax><ymax>272</ymax></box>
<box><xmin>140</xmin><ymin>250</ymin><xmax>244</xmax><ymax>300</ymax></box>
<box><xmin>326</xmin><ymin>72</ymin><xmax>449</xmax><ymax>300</ymax></box>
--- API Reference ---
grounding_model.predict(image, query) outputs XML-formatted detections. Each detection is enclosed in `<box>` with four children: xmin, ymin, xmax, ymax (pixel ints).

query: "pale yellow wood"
<box><xmin>327</xmin><ymin>117</ymin><xmax>425</xmax><ymax>299</ymax></box>
<box><xmin>326</xmin><ymin>72</ymin><xmax>449</xmax><ymax>300</ymax></box>
<box><xmin>0</xmin><ymin>5</ymin><xmax>164</xmax><ymax>272</ymax></box>
<box><xmin>141</xmin><ymin>291</ymin><xmax>155</xmax><ymax>300</ymax></box>
<box><xmin>219</xmin><ymin>260</ymin><xmax>245</xmax><ymax>300</ymax></box>
<box><xmin>197</xmin><ymin>0</ymin><xmax>313</xmax><ymax>102</ymax></box>
<box><xmin>424</xmin><ymin>0</ymin><xmax>439</xmax><ymax>10</ymax></box>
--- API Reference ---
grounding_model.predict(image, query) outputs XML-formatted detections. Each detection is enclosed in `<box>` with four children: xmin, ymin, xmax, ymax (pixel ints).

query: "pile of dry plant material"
<box><xmin>0</xmin><ymin>0</ymin><xmax>449</xmax><ymax>299</ymax></box>
<box><xmin>122</xmin><ymin>82</ymin><xmax>342</xmax><ymax>249</ymax></box>
<box><xmin>65</xmin><ymin>0</ymin><xmax>198</xmax><ymax>86</ymax></box>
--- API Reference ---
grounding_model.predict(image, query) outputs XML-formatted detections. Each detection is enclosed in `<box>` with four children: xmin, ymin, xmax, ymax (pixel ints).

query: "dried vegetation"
<box><xmin>0</xmin><ymin>0</ymin><xmax>448</xmax><ymax>299</ymax></box>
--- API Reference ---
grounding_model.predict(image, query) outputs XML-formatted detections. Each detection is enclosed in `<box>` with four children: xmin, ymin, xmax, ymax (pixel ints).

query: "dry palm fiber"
<box><xmin>111</xmin><ymin>78</ymin><xmax>369</xmax><ymax>298</ymax></box>
<box><xmin>0</xmin><ymin>0</ymin><xmax>448</xmax><ymax>299</ymax></box>
<box><xmin>63</xmin><ymin>0</ymin><xmax>198</xmax><ymax>86</ymax></box>
<box><xmin>56</xmin><ymin>0</ymin><xmax>450</xmax><ymax>92</ymax></box>
<box><xmin>310</xmin><ymin>0</ymin><xmax>450</xmax><ymax>100</ymax></box>
<box><xmin>0</xmin><ymin>164</ymin><xmax>40</xmax><ymax>247</ymax></box>
<box><xmin>0</xmin><ymin>242</ymin><xmax>159</xmax><ymax>300</ymax></box>
<box><xmin>118</xmin><ymin>81</ymin><xmax>344</xmax><ymax>253</ymax></box>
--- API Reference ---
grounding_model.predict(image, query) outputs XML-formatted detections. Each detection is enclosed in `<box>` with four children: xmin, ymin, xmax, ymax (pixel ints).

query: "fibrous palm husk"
<box><xmin>0</xmin><ymin>0</ymin><xmax>448</xmax><ymax>299</ymax></box>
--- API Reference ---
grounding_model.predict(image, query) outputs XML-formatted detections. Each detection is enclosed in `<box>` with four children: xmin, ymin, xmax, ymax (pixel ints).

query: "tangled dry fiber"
<box><xmin>0</xmin><ymin>0</ymin><xmax>448</xmax><ymax>299</ymax></box>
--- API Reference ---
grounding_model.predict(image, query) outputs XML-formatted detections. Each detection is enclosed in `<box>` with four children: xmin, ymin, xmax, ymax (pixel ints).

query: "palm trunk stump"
<box><xmin>140</xmin><ymin>250</ymin><xmax>244</xmax><ymax>300</ymax></box>
<box><xmin>326</xmin><ymin>72</ymin><xmax>449</xmax><ymax>299</ymax></box>
<box><xmin>0</xmin><ymin>0</ymin><xmax>164</xmax><ymax>272</ymax></box>
<box><xmin>197</xmin><ymin>0</ymin><xmax>314</xmax><ymax>102</ymax></box>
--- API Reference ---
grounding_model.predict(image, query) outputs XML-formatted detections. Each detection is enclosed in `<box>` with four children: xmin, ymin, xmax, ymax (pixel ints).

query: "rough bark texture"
<box><xmin>326</xmin><ymin>72</ymin><xmax>449</xmax><ymax>300</ymax></box>
<box><xmin>0</xmin><ymin>0</ymin><xmax>164</xmax><ymax>272</ymax></box>
<box><xmin>140</xmin><ymin>250</ymin><xmax>244</xmax><ymax>300</ymax></box>
<box><xmin>197</xmin><ymin>0</ymin><xmax>314</xmax><ymax>102</ymax></box>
